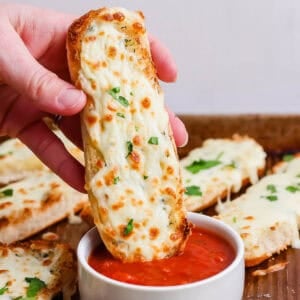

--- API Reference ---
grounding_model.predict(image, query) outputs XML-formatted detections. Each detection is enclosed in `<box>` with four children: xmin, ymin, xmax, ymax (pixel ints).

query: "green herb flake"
<box><xmin>25</xmin><ymin>277</ymin><xmax>46</xmax><ymax>297</ymax></box>
<box><xmin>265</xmin><ymin>195</ymin><xmax>278</xmax><ymax>201</ymax></box>
<box><xmin>124</xmin><ymin>219</ymin><xmax>134</xmax><ymax>235</ymax></box>
<box><xmin>185</xmin><ymin>159</ymin><xmax>222</xmax><ymax>174</ymax></box>
<box><xmin>148</xmin><ymin>137</ymin><xmax>159</xmax><ymax>145</ymax></box>
<box><xmin>266</xmin><ymin>184</ymin><xmax>277</xmax><ymax>194</ymax></box>
<box><xmin>130</xmin><ymin>91</ymin><xmax>134</xmax><ymax>96</ymax></box>
<box><xmin>286</xmin><ymin>185</ymin><xmax>300</xmax><ymax>193</ymax></box>
<box><xmin>283</xmin><ymin>154</ymin><xmax>294</xmax><ymax>162</ymax></box>
<box><xmin>117</xmin><ymin>96</ymin><xmax>129</xmax><ymax>107</ymax></box>
<box><xmin>113</xmin><ymin>177</ymin><xmax>120</xmax><ymax>184</ymax></box>
<box><xmin>126</xmin><ymin>141</ymin><xmax>133</xmax><ymax>158</ymax></box>
<box><xmin>232</xmin><ymin>216</ymin><xmax>237</xmax><ymax>223</ymax></box>
<box><xmin>0</xmin><ymin>151</ymin><xmax>13</xmax><ymax>159</ymax></box>
<box><xmin>108</xmin><ymin>87</ymin><xmax>120</xmax><ymax>99</ymax></box>
<box><xmin>143</xmin><ymin>175</ymin><xmax>148</xmax><ymax>180</ymax></box>
<box><xmin>296</xmin><ymin>174</ymin><xmax>300</xmax><ymax>178</ymax></box>
<box><xmin>225</xmin><ymin>161</ymin><xmax>237</xmax><ymax>169</ymax></box>
<box><xmin>0</xmin><ymin>188</ymin><xmax>13</xmax><ymax>198</ymax></box>
<box><xmin>0</xmin><ymin>283</ymin><xmax>8</xmax><ymax>295</ymax></box>
<box><xmin>116</xmin><ymin>112</ymin><xmax>125</xmax><ymax>118</ymax></box>
<box><xmin>184</xmin><ymin>185</ymin><xmax>202</xmax><ymax>196</ymax></box>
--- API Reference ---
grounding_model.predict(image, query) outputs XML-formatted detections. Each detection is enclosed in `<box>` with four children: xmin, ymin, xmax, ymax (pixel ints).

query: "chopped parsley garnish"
<box><xmin>124</xmin><ymin>219</ymin><xmax>134</xmax><ymax>235</ymax></box>
<box><xmin>0</xmin><ymin>283</ymin><xmax>8</xmax><ymax>295</ymax></box>
<box><xmin>143</xmin><ymin>175</ymin><xmax>148</xmax><ymax>180</ymax></box>
<box><xmin>148</xmin><ymin>137</ymin><xmax>159</xmax><ymax>145</ymax></box>
<box><xmin>116</xmin><ymin>112</ymin><xmax>125</xmax><ymax>118</ymax></box>
<box><xmin>286</xmin><ymin>185</ymin><xmax>300</xmax><ymax>193</ymax></box>
<box><xmin>283</xmin><ymin>154</ymin><xmax>294</xmax><ymax>162</ymax></box>
<box><xmin>185</xmin><ymin>159</ymin><xmax>222</xmax><ymax>174</ymax></box>
<box><xmin>117</xmin><ymin>96</ymin><xmax>129</xmax><ymax>107</ymax></box>
<box><xmin>265</xmin><ymin>195</ymin><xmax>278</xmax><ymax>201</ymax></box>
<box><xmin>107</xmin><ymin>87</ymin><xmax>129</xmax><ymax>107</ymax></box>
<box><xmin>266</xmin><ymin>184</ymin><xmax>277</xmax><ymax>194</ymax></box>
<box><xmin>25</xmin><ymin>277</ymin><xmax>46</xmax><ymax>297</ymax></box>
<box><xmin>126</xmin><ymin>141</ymin><xmax>133</xmax><ymax>158</ymax></box>
<box><xmin>130</xmin><ymin>91</ymin><xmax>134</xmax><ymax>96</ymax></box>
<box><xmin>184</xmin><ymin>185</ymin><xmax>202</xmax><ymax>196</ymax></box>
<box><xmin>113</xmin><ymin>177</ymin><xmax>120</xmax><ymax>184</ymax></box>
<box><xmin>0</xmin><ymin>188</ymin><xmax>13</xmax><ymax>198</ymax></box>
<box><xmin>232</xmin><ymin>216</ymin><xmax>237</xmax><ymax>223</ymax></box>
<box><xmin>225</xmin><ymin>161</ymin><xmax>236</xmax><ymax>169</ymax></box>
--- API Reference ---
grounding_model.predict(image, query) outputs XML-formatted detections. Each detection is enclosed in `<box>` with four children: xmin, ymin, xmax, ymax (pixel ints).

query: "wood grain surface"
<box><xmin>46</xmin><ymin>114</ymin><xmax>300</xmax><ymax>299</ymax></box>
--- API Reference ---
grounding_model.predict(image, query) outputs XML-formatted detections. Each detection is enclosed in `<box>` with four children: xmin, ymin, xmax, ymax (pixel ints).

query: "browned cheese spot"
<box><xmin>270</xmin><ymin>226</ymin><xmax>276</xmax><ymax>231</ymax></box>
<box><xmin>104</xmin><ymin>170</ymin><xmax>116</xmax><ymax>186</ymax></box>
<box><xmin>132</xmin><ymin>22</ymin><xmax>145</xmax><ymax>34</ymax></box>
<box><xmin>149</xmin><ymin>227</ymin><xmax>160</xmax><ymax>240</ymax></box>
<box><xmin>133</xmin><ymin>135</ymin><xmax>142</xmax><ymax>146</ymax></box>
<box><xmin>107</xmin><ymin>46</ymin><xmax>117</xmax><ymax>59</ymax></box>
<box><xmin>163</xmin><ymin>244</ymin><xmax>170</xmax><ymax>253</ymax></box>
<box><xmin>101</xmin><ymin>13</ymin><xmax>114</xmax><ymax>21</ymax></box>
<box><xmin>96</xmin><ymin>160</ymin><xmax>104</xmax><ymax>169</ymax></box>
<box><xmin>23</xmin><ymin>200</ymin><xmax>35</xmax><ymax>205</ymax></box>
<box><xmin>0</xmin><ymin>270</ymin><xmax>8</xmax><ymax>274</ymax></box>
<box><xmin>120</xmin><ymin>53</ymin><xmax>125</xmax><ymax>60</ymax></box>
<box><xmin>166</xmin><ymin>166</ymin><xmax>174</xmax><ymax>175</ymax></box>
<box><xmin>141</xmin><ymin>97</ymin><xmax>151</xmax><ymax>109</ymax></box>
<box><xmin>137</xmin><ymin>11</ymin><xmax>145</xmax><ymax>19</ymax></box>
<box><xmin>133</xmin><ymin>248</ymin><xmax>143</xmax><ymax>260</ymax></box>
<box><xmin>96</xmin><ymin>180</ymin><xmax>103</xmax><ymax>187</ymax></box>
<box><xmin>130</xmin><ymin>151</ymin><xmax>141</xmax><ymax>169</ymax></box>
<box><xmin>18</xmin><ymin>188</ymin><xmax>27</xmax><ymax>195</ymax></box>
<box><xmin>99</xmin><ymin>31</ymin><xmax>105</xmax><ymax>36</ymax></box>
<box><xmin>99</xmin><ymin>206</ymin><xmax>108</xmax><ymax>218</ymax></box>
<box><xmin>102</xmin><ymin>61</ymin><xmax>108</xmax><ymax>67</ymax></box>
<box><xmin>130</xmin><ymin>108</ymin><xmax>137</xmax><ymax>114</ymax></box>
<box><xmin>125</xmin><ymin>189</ymin><xmax>134</xmax><ymax>195</ymax></box>
<box><xmin>0</xmin><ymin>202</ymin><xmax>12</xmax><ymax>210</ymax></box>
<box><xmin>0</xmin><ymin>247</ymin><xmax>9</xmax><ymax>257</ymax></box>
<box><xmin>86</xmin><ymin>115</ymin><xmax>98</xmax><ymax>126</ymax></box>
<box><xmin>84</xmin><ymin>35</ymin><xmax>97</xmax><ymax>42</ymax></box>
<box><xmin>113</xmin><ymin>12</ymin><xmax>125</xmax><ymax>21</ymax></box>
<box><xmin>244</xmin><ymin>216</ymin><xmax>254</xmax><ymax>220</ymax></box>
<box><xmin>165</xmin><ymin>149</ymin><xmax>170</xmax><ymax>157</ymax></box>
<box><xmin>241</xmin><ymin>226</ymin><xmax>250</xmax><ymax>230</ymax></box>
<box><xmin>112</xmin><ymin>201</ymin><xmax>125</xmax><ymax>211</ymax></box>
<box><xmin>42</xmin><ymin>192</ymin><xmax>62</xmax><ymax>209</ymax></box>
<box><xmin>104</xmin><ymin>114</ymin><xmax>113</xmax><ymax>122</ymax></box>
<box><xmin>164</xmin><ymin>187</ymin><xmax>176</xmax><ymax>198</ymax></box>
<box><xmin>42</xmin><ymin>259</ymin><xmax>52</xmax><ymax>266</ymax></box>
<box><xmin>107</xmin><ymin>103</ymin><xmax>117</xmax><ymax>112</ymax></box>
<box><xmin>241</xmin><ymin>233</ymin><xmax>250</xmax><ymax>238</ymax></box>
<box><xmin>50</xmin><ymin>182</ymin><xmax>60</xmax><ymax>189</ymax></box>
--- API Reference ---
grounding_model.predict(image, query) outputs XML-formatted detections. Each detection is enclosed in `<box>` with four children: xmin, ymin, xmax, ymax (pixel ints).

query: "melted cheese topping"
<box><xmin>180</xmin><ymin>137</ymin><xmax>266</xmax><ymax>211</ymax></box>
<box><xmin>0</xmin><ymin>171</ymin><xmax>81</xmax><ymax>220</ymax></box>
<box><xmin>216</xmin><ymin>156</ymin><xmax>300</xmax><ymax>262</ymax></box>
<box><xmin>0</xmin><ymin>244</ymin><xmax>63</xmax><ymax>298</ymax></box>
<box><xmin>0</xmin><ymin>139</ymin><xmax>46</xmax><ymax>183</ymax></box>
<box><xmin>79</xmin><ymin>8</ymin><xmax>187</xmax><ymax>261</ymax></box>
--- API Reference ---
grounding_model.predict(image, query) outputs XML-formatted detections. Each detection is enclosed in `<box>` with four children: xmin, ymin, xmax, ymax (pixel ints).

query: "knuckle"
<box><xmin>27</xmin><ymin>68</ymin><xmax>58</xmax><ymax>101</ymax></box>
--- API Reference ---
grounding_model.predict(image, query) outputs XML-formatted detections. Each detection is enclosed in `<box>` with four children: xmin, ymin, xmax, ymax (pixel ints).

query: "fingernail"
<box><xmin>57</xmin><ymin>88</ymin><xmax>85</xmax><ymax>109</ymax></box>
<box><xmin>179</xmin><ymin>133</ymin><xmax>189</xmax><ymax>148</ymax></box>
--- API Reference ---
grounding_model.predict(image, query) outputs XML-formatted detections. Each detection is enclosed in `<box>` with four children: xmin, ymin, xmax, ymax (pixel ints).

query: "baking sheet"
<box><xmin>47</xmin><ymin>114</ymin><xmax>300</xmax><ymax>299</ymax></box>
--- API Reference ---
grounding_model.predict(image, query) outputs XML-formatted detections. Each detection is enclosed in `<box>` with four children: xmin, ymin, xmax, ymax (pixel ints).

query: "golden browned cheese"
<box><xmin>67</xmin><ymin>7</ymin><xmax>190</xmax><ymax>262</ymax></box>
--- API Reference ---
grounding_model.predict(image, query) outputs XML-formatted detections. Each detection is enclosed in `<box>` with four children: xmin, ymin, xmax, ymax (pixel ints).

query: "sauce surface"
<box><xmin>88</xmin><ymin>226</ymin><xmax>235</xmax><ymax>286</ymax></box>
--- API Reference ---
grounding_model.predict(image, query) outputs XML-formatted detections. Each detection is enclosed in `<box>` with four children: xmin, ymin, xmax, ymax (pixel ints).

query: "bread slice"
<box><xmin>216</xmin><ymin>156</ymin><xmax>300</xmax><ymax>267</ymax></box>
<box><xmin>67</xmin><ymin>7</ymin><xmax>190</xmax><ymax>262</ymax></box>
<box><xmin>180</xmin><ymin>135</ymin><xmax>266</xmax><ymax>211</ymax></box>
<box><xmin>0</xmin><ymin>240</ymin><xmax>77</xmax><ymax>299</ymax></box>
<box><xmin>0</xmin><ymin>138</ymin><xmax>46</xmax><ymax>185</ymax></box>
<box><xmin>0</xmin><ymin>171</ymin><xmax>87</xmax><ymax>244</ymax></box>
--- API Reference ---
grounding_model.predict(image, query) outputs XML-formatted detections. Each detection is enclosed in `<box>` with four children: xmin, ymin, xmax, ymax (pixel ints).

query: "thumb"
<box><xmin>0</xmin><ymin>24</ymin><xmax>85</xmax><ymax>116</ymax></box>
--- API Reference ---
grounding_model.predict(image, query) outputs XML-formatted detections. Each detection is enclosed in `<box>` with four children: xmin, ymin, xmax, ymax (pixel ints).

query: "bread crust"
<box><xmin>67</xmin><ymin>7</ymin><xmax>190</xmax><ymax>262</ymax></box>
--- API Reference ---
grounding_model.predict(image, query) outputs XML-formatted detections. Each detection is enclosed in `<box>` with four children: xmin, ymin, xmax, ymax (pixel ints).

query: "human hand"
<box><xmin>0</xmin><ymin>4</ymin><xmax>188</xmax><ymax>192</ymax></box>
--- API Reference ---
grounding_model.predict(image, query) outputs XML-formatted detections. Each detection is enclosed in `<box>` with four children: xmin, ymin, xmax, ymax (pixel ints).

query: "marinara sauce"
<box><xmin>88</xmin><ymin>226</ymin><xmax>235</xmax><ymax>286</ymax></box>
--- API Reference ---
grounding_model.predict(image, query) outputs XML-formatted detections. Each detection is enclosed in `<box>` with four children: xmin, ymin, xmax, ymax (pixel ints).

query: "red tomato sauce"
<box><xmin>88</xmin><ymin>226</ymin><xmax>235</xmax><ymax>286</ymax></box>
